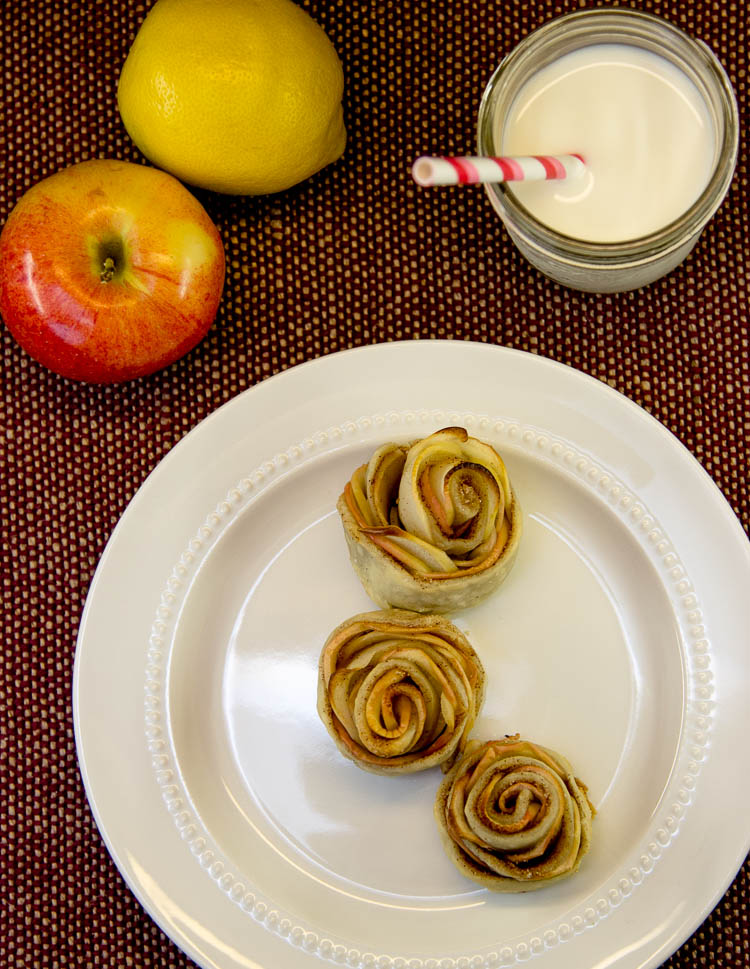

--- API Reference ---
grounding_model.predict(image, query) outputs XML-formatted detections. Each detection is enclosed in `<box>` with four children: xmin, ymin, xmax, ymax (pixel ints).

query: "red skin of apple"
<box><xmin>0</xmin><ymin>159</ymin><xmax>226</xmax><ymax>383</ymax></box>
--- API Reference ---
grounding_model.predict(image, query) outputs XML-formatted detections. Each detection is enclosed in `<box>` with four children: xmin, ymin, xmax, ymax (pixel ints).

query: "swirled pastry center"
<box><xmin>343</xmin><ymin>427</ymin><xmax>513</xmax><ymax>577</ymax></box>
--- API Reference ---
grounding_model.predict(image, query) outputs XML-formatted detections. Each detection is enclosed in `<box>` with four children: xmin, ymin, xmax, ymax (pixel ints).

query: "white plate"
<box><xmin>74</xmin><ymin>341</ymin><xmax>750</xmax><ymax>969</ymax></box>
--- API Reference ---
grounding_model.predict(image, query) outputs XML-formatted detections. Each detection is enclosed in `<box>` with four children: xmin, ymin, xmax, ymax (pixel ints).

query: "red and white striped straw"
<box><xmin>412</xmin><ymin>154</ymin><xmax>585</xmax><ymax>186</ymax></box>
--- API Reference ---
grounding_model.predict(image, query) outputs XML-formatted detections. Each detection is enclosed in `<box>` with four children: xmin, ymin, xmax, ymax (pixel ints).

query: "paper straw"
<box><xmin>412</xmin><ymin>154</ymin><xmax>585</xmax><ymax>186</ymax></box>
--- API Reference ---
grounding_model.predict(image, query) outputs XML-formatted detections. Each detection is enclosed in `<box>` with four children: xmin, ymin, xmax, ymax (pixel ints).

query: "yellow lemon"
<box><xmin>117</xmin><ymin>0</ymin><xmax>346</xmax><ymax>195</ymax></box>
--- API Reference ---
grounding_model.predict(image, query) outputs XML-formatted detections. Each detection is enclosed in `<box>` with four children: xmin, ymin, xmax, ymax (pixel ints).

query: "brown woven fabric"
<box><xmin>1</xmin><ymin>0</ymin><xmax>748</xmax><ymax>967</ymax></box>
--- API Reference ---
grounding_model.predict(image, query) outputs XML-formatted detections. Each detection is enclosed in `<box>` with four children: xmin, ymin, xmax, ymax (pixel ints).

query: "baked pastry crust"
<box><xmin>434</xmin><ymin>735</ymin><xmax>594</xmax><ymax>891</ymax></box>
<box><xmin>338</xmin><ymin>427</ymin><xmax>522</xmax><ymax>613</ymax></box>
<box><xmin>317</xmin><ymin>609</ymin><xmax>486</xmax><ymax>775</ymax></box>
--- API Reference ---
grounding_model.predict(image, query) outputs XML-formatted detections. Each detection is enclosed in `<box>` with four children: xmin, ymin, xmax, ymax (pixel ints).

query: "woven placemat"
<box><xmin>2</xmin><ymin>0</ymin><xmax>748</xmax><ymax>966</ymax></box>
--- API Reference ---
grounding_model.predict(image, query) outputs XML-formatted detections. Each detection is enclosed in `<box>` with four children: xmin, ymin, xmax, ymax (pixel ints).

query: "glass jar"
<box><xmin>476</xmin><ymin>9</ymin><xmax>739</xmax><ymax>293</ymax></box>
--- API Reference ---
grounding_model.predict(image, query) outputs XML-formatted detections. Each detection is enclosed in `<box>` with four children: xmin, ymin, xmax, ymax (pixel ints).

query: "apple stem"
<box><xmin>100</xmin><ymin>257</ymin><xmax>116</xmax><ymax>283</ymax></box>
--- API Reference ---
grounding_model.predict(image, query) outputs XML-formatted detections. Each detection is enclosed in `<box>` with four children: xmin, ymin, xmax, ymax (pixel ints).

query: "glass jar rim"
<box><xmin>476</xmin><ymin>8</ymin><xmax>739</xmax><ymax>265</ymax></box>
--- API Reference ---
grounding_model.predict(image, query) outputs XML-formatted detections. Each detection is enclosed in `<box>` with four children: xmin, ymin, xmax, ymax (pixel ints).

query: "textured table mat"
<box><xmin>2</xmin><ymin>0</ymin><xmax>749</xmax><ymax>966</ymax></box>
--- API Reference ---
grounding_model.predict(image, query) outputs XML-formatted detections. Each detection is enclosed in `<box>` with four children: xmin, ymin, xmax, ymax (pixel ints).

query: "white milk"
<box><xmin>499</xmin><ymin>44</ymin><xmax>717</xmax><ymax>243</ymax></box>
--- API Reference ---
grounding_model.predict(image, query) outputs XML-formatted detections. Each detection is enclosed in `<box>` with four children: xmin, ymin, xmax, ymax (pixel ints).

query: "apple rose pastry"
<box><xmin>435</xmin><ymin>736</ymin><xmax>594</xmax><ymax>891</ymax></box>
<box><xmin>317</xmin><ymin>609</ymin><xmax>485</xmax><ymax>775</ymax></box>
<box><xmin>338</xmin><ymin>427</ymin><xmax>521</xmax><ymax>613</ymax></box>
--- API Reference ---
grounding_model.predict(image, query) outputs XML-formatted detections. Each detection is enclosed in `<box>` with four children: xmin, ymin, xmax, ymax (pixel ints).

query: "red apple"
<box><xmin>0</xmin><ymin>159</ymin><xmax>225</xmax><ymax>383</ymax></box>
